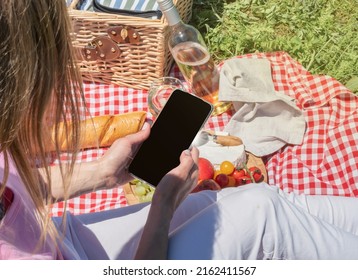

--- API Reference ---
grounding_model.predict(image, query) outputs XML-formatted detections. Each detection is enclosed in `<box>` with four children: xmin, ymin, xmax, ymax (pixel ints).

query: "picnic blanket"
<box><xmin>50</xmin><ymin>51</ymin><xmax>358</xmax><ymax>216</ymax></box>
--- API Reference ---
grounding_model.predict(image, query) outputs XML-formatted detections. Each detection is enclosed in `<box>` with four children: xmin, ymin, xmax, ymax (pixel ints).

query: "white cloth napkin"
<box><xmin>219</xmin><ymin>58</ymin><xmax>306</xmax><ymax>157</ymax></box>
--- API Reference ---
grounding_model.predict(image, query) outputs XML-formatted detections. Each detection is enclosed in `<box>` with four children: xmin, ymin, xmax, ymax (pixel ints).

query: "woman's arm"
<box><xmin>135</xmin><ymin>148</ymin><xmax>199</xmax><ymax>259</ymax></box>
<box><xmin>38</xmin><ymin>159</ymin><xmax>110</xmax><ymax>201</ymax></box>
<box><xmin>39</xmin><ymin>123</ymin><xmax>151</xmax><ymax>201</ymax></box>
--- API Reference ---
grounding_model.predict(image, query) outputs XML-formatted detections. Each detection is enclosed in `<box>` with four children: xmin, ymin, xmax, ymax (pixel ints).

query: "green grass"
<box><xmin>190</xmin><ymin>0</ymin><xmax>358</xmax><ymax>93</ymax></box>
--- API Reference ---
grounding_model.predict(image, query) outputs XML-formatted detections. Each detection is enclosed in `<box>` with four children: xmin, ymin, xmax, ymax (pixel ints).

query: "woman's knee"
<box><xmin>221</xmin><ymin>183</ymin><xmax>282</xmax><ymax>214</ymax></box>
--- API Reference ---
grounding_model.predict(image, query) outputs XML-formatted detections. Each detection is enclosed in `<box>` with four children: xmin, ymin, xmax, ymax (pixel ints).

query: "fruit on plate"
<box><xmin>232</xmin><ymin>169</ymin><xmax>246</xmax><ymax>182</ymax></box>
<box><xmin>219</xmin><ymin>160</ymin><xmax>235</xmax><ymax>175</ymax></box>
<box><xmin>198</xmin><ymin>157</ymin><xmax>215</xmax><ymax>180</ymax></box>
<box><xmin>192</xmin><ymin>179</ymin><xmax>221</xmax><ymax>193</ymax></box>
<box><xmin>227</xmin><ymin>175</ymin><xmax>236</xmax><ymax>187</ymax></box>
<box><xmin>131</xmin><ymin>179</ymin><xmax>155</xmax><ymax>203</ymax></box>
<box><xmin>193</xmin><ymin>156</ymin><xmax>266</xmax><ymax>193</ymax></box>
<box><xmin>236</xmin><ymin>175</ymin><xmax>253</xmax><ymax>186</ymax></box>
<box><xmin>249</xmin><ymin>166</ymin><xmax>264</xmax><ymax>182</ymax></box>
<box><xmin>215</xmin><ymin>173</ymin><xmax>230</xmax><ymax>188</ymax></box>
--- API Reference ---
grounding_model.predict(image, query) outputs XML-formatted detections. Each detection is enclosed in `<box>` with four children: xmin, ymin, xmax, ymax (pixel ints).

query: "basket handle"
<box><xmin>76</xmin><ymin>36</ymin><xmax>121</xmax><ymax>61</ymax></box>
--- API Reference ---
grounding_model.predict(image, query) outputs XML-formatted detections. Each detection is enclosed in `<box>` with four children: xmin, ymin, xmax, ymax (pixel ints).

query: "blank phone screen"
<box><xmin>128</xmin><ymin>89</ymin><xmax>213</xmax><ymax>187</ymax></box>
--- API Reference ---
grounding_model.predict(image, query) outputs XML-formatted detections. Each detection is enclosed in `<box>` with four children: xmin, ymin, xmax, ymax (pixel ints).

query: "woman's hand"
<box><xmin>135</xmin><ymin>148</ymin><xmax>199</xmax><ymax>260</ymax></box>
<box><xmin>98</xmin><ymin>122</ymin><xmax>151</xmax><ymax>188</ymax></box>
<box><xmin>153</xmin><ymin>148</ymin><xmax>199</xmax><ymax>212</ymax></box>
<box><xmin>42</xmin><ymin>122</ymin><xmax>151</xmax><ymax>201</ymax></box>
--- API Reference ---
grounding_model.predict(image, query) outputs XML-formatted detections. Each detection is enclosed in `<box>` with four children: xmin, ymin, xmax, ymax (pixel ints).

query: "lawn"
<box><xmin>189</xmin><ymin>0</ymin><xmax>358</xmax><ymax>93</ymax></box>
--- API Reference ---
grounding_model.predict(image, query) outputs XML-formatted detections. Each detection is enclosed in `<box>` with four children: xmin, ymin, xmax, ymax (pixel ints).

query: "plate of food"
<box><xmin>123</xmin><ymin>132</ymin><xmax>267</xmax><ymax>205</ymax></box>
<box><xmin>123</xmin><ymin>179</ymin><xmax>155</xmax><ymax>205</ymax></box>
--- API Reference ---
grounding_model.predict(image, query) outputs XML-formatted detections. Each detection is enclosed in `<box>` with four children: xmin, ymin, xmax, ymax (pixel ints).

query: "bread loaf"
<box><xmin>47</xmin><ymin>111</ymin><xmax>146</xmax><ymax>151</ymax></box>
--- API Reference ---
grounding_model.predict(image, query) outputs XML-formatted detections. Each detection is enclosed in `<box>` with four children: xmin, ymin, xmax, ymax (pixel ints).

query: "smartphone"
<box><xmin>128</xmin><ymin>89</ymin><xmax>213</xmax><ymax>187</ymax></box>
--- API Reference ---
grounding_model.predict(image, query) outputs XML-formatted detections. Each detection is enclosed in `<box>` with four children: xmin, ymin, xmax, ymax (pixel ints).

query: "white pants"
<box><xmin>53</xmin><ymin>183</ymin><xmax>358</xmax><ymax>260</ymax></box>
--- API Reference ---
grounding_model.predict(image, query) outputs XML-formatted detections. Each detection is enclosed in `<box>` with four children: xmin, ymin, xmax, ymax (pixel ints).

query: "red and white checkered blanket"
<box><xmin>51</xmin><ymin>51</ymin><xmax>358</xmax><ymax>216</ymax></box>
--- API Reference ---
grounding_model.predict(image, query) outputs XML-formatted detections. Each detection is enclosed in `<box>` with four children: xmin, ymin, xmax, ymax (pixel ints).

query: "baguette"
<box><xmin>47</xmin><ymin>111</ymin><xmax>146</xmax><ymax>151</ymax></box>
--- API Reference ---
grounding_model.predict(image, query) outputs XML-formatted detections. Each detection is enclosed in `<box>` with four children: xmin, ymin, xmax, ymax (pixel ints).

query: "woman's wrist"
<box><xmin>96</xmin><ymin>156</ymin><xmax>131</xmax><ymax>190</ymax></box>
<box><xmin>135</xmin><ymin>196</ymin><xmax>174</xmax><ymax>259</ymax></box>
<box><xmin>151</xmin><ymin>189</ymin><xmax>178</xmax><ymax>218</ymax></box>
<box><xmin>46</xmin><ymin>159</ymin><xmax>112</xmax><ymax>200</ymax></box>
<box><xmin>65</xmin><ymin>160</ymin><xmax>104</xmax><ymax>198</ymax></box>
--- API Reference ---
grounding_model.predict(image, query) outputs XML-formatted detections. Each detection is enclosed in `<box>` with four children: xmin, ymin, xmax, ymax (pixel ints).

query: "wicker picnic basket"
<box><xmin>68</xmin><ymin>0</ymin><xmax>193</xmax><ymax>89</ymax></box>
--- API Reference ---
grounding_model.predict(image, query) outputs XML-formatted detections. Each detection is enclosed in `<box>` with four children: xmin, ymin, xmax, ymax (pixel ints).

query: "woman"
<box><xmin>0</xmin><ymin>0</ymin><xmax>199</xmax><ymax>260</ymax></box>
<box><xmin>1</xmin><ymin>0</ymin><xmax>358</xmax><ymax>260</ymax></box>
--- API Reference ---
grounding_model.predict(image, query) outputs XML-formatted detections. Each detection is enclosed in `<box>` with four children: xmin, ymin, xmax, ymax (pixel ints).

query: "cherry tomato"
<box><xmin>232</xmin><ymin>169</ymin><xmax>246</xmax><ymax>178</ymax></box>
<box><xmin>220</xmin><ymin>161</ymin><xmax>235</xmax><ymax>175</ymax></box>
<box><xmin>236</xmin><ymin>175</ymin><xmax>252</xmax><ymax>186</ymax></box>
<box><xmin>227</xmin><ymin>176</ymin><xmax>236</xmax><ymax>187</ymax></box>
<box><xmin>249</xmin><ymin>166</ymin><xmax>261</xmax><ymax>174</ymax></box>
<box><xmin>232</xmin><ymin>169</ymin><xmax>246</xmax><ymax>182</ymax></box>
<box><xmin>249</xmin><ymin>166</ymin><xmax>263</xmax><ymax>182</ymax></box>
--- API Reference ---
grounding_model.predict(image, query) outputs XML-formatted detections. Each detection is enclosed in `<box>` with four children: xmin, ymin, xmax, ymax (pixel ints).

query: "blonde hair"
<box><xmin>0</xmin><ymin>0</ymin><xmax>84</xmax><ymax>247</ymax></box>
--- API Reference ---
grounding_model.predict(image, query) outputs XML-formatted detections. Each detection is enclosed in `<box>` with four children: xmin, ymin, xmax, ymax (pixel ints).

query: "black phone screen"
<box><xmin>128</xmin><ymin>89</ymin><xmax>213</xmax><ymax>187</ymax></box>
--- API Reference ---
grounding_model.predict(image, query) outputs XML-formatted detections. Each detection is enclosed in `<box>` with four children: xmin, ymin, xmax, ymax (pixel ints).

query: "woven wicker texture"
<box><xmin>68</xmin><ymin>0</ymin><xmax>193</xmax><ymax>89</ymax></box>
